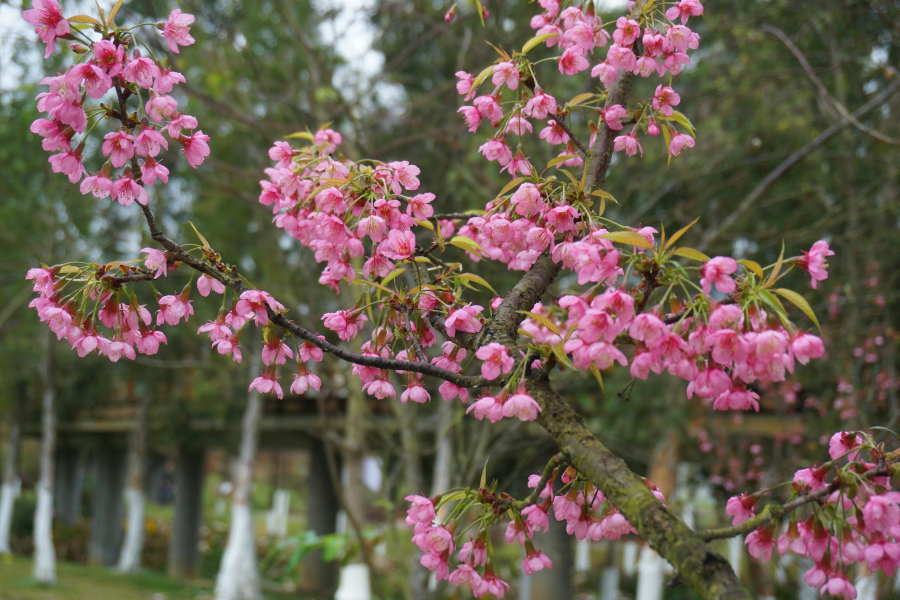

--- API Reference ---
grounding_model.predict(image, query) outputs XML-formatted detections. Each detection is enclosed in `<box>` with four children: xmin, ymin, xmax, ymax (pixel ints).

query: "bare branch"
<box><xmin>699</xmin><ymin>78</ymin><xmax>900</xmax><ymax>250</ymax></box>
<box><xmin>763</xmin><ymin>25</ymin><xmax>900</xmax><ymax>145</ymax></box>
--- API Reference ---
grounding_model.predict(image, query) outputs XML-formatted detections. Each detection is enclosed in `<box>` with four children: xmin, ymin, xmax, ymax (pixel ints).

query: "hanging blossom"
<box><xmin>725</xmin><ymin>431</ymin><xmax>900</xmax><ymax>600</ymax></box>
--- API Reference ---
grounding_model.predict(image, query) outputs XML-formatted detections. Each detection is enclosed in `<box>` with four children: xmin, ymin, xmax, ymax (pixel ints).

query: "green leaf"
<box><xmin>286</xmin><ymin>131</ymin><xmax>315</xmax><ymax>141</ymax></box>
<box><xmin>517</xmin><ymin>311</ymin><xmax>560</xmax><ymax>335</ymax></box>
<box><xmin>415</xmin><ymin>219</ymin><xmax>434</xmax><ymax>231</ymax></box>
<box><xmin>379</xmin><ymin>268</ymin><xmax>406</xmax><ymax>287</ymax></box>
<box><xmin>485</xmin><ymin>40</ymin><xmax>510</xmax><ymax>61</ymax></box>
<box><xmin>589</xmin><ymin>365</ymin><xmax>607</xmax><ymax>394</ymax></box>
<box><xmin>596</xmin><ymin>197</ymin><xmax>606</xmax><ymax>218</ymax></box>
<box><xmin>663</xmin><ymin>217</ymin><xmax>699</xmax><ymax>250</ymax></box>
<box><xmin>471</xmin><ymin>64</ymin><xmax>494</xmax><ymax>89</ymax></box>
<box><xmin>589</xmin><ymin>189</ymin><xmax>618</xmax><ymax>204</ymax></box>
<box><xmin>766</xmin><ymin>241</ymin><xmax>785</xmax><ymax>288</ymax></box>
<box><xmin>551</xmin><ymin>344</ymin><xmax>575</xmax><ymax>370</ymax></box>
<box><xmin>480</xmin><ymin>457</ymin><xmax>490</xmax><ymax>489</ymax></box>
<box><xmin>661</xmin><ymin>125</ymin><xmax>673</xmax><ymax>167</ymax></box>
<box><xmin>738</xmin><ymin>259</ymin><xmax>764</xmax><ymax>280</ymax></box>
<box><xmin>67</xmin><ymin>14</ymin><xmax>101</xmax><ymax>24</ymax></box>
<box><xmin>449</xmin><ymin>236</ymin><xmax>487</xmax><ymax>257</ymax></box>
<box><xmin>321</xmin><ymin>534</ymin><xmax>346</xmax><ymax>562</ymax></box>
<box><xmin>600</xmin><ymin>231</ymin><xmax>653</xmax><ymax>249</ymax></box>
<box><xmin>106</xmin><ymin>0</ymin><xmax>123</xmax><ymax>25</ymax></box>
<box><xmin>521</xmin><ymin>32</ymin><xmax>559</xmax><ymax>53</ymax></box>
<box><xmin>758</xmin><ymin>288</ymin><xmax>787</xmax><ymax>317</ymax></box>
<box><xmin>557</xmin><ymin>168</ymin><xmax>579</xmax><ymax>187</ymax></box>
<box><xmin>672</xmin><ymin>247</ymin><xmax>710</xmax><ymax>262</ymax></box>
<box><xmin>665</xmin><ymin>110</ymin><xmax>696</xmax><ymax>136</ymax></box>
<box><xmin>495</xmin><ymin>177</ymin><xmax>527</xmax><ymax>199</ymax></box>
<box><xmin>188</xmin><ymin>221</ymin><xmax>211</xmax><ymax>248</ymax></box>
<box><xmin>547</xmin><ymin>155</ymin><xmax>578</xmax><ymax>169</ymax></box>
<box><xmin>457</xmin><ymin>273</ymin><xmax>498</xmax><ymax>295</ymax></box>
<box><xmin>567</xmin><ymin>92</ymin><xmax>595</xmax><ymax>106</ymax></box>
<box><xmin>773</xmin><ymin>288</ymin><xmax>821</xmax><ymax>330</ymax></box>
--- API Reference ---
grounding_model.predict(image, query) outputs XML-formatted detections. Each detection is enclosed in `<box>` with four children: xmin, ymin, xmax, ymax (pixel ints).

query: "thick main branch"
<box><xmin>526</xmin><ymin>373</ymin><xmax>750</xmax><ymax>600</ymax></box>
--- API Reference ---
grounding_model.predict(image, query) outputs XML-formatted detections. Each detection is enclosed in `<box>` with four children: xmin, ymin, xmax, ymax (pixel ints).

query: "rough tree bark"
<box><xmin>0</xmin><ymin>404</ymin><xmax>21</xmax><ymax>554</ymax></box>
<box><xmin>117</xmin><ymin>392</ymin><xmax>150</xmax><ymax>573</ymax></box>
<box><xmin>214</xmin><ymin>351</ymin><xmax>263</xmax><ymax>600</ymax></box>
<box><xmin>33</xmin><ymin>328</ymin><xmax>56</xmax><ymax>583</ymax></box>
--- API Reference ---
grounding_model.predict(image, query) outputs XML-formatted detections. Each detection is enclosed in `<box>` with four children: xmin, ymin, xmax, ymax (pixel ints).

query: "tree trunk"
<box><xmin>214</xmin><ymin>352</ymin><xmax>263</xmax><ymax>600</ymax></box>
<box><xmin>88</xmin><ymin>445</ymin><xmax>127</xmax><ymax>566</ymax></box>
<box><xmin>117</xmin><ymin>393</ymin><xmax>151</xmax><ymax>572</ymax></box>
<box><xmin>526</xmin><ymin>373</ymin><xmax>750</xmax><ymax>600</ymax></box>
<box><xmin>33</xmin><ymin>329</ymin><xmax>56</xmax><ymax>583</ymax></box>
<box><xmin>0</xmin><ymin>410</ymin><xmax>21</xmax><ymax>554</ymax></box>
<box><xmin>168</xmin><ymin>445</ymin><xmax>207</xmax><ymax>577</ymax></box>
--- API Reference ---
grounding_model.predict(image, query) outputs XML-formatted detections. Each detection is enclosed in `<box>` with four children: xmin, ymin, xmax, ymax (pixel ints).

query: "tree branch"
<box><xmin>698</xmin><ymin>78</ymin><xmax>900</xmax><ymax>250</ymax></box>
<box><xmin>525</xmin><ymin>371</ymin><xmax>751</xmax><ymax>600</ymax></box>
<box><xmin>699</xmin><ymin>460</ymin><xmax>895</xmax><ymax>542</ymax></box>
<box><xmin>763</xmin><ymin>25</ymin><xmax>900</xmax><ymax>145</ymax></box>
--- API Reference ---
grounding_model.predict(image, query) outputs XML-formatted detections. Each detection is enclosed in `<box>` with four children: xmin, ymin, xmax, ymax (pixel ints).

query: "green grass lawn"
<box><xmin>0</xmin><ymin>555</ymin><xmax>298</xmax><ymax>600</ymax></box>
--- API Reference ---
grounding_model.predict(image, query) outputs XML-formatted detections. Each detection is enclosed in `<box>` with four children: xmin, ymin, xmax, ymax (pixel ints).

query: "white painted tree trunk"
<box><xmin>117</xmin><ymin>489</ymin><xmax>145</xmax><ymax>572</ymax></box>
<box><xmin>214</xmin><ymin>367</ymin><xmax>262</xmax><ymax>600</ymax></box>
<box><xmin>33</xmin><ymin>332</ymin><xmax>56</xmax><ymax>584</ymax></box>
<box><xmin>0</xmin><ymin>416</ymin><xmax>21</xmax><ymax>554</ymax></box>
<box><xmin>635</xmin><ymin>546</ymin><xmax>664</xmax><ymax>600</ymax></box>
<box><xmin>117</xmin><ymin>393</ymin><xmax>149</xmax><ymax>572</ymax></box>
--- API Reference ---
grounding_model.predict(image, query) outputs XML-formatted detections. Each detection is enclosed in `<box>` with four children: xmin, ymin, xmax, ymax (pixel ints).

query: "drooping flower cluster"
<box><xmin>728</xmin><ymin>431</ymin><xmax>899</xmax><ymax>600</ymax></box>
<box><xmin>406</xmin><ymin>466</ymin><xmax>665</xmax><ymax>596</ymax></box>
<box><xmin>26</xmin><ymin>0</ymin><xmax>207</xmax><ymax>207</ymax></box>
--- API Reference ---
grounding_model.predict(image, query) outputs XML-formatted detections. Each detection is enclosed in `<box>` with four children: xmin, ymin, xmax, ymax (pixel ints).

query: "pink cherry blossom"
<box><xmin>669</xmin><ymin>131</ymin><xmax>695</xmax><ymax>156</ymax></box>
<box><xmin>492</xmin><ymin>61</ymin><xmax>519</xmax><ymax>90</ymax></box>
<box><xmin>445</xmin><ymin>304</ymin><xmax>484</xmax><ymax>338</ymax></box>
<box><xmin>665</xmin><ymin>0</ymin><xmax>704</xmax><ymax>24</ymax></box>
<box><xmin>80</xmin><ymin>172</ymin><xmax>113</xmax><ymax>198</ymax></box>
<box><xmin>401</xmin><ymin>383</ymin><xmax>431</xmax><ymax>404</ymax></box>
<box><xmin>700</xmin><ymin>256</ymin><xmax>738</xmax><ymax>296</ymax></box>
<box><xmin>745</xmin><ymin>527</ymin><xmax>775</xmax><ymax>562</ymax></box>
<box><xmin>322</xmin><ymin>309</ymin><xmax>368</xmax><ymax>341</ymax></box>
<box><xmin>797</xmin><ymin>240</ymin><xmax>834</xmax><ymax>289</ymax></box>
<box><xmin>156</xmin><ymin>291</ymin><xmax>194</xmax><ymax>326</ymax></box>
<box><xmin>135</xmin><ymin>126</ymin><xmax>168</xmax><ymax>158</ymax></box>
<box><xmin>179</xmin><ymin>130</ymin><xmax>210</xmax><ymax>168</ymax></box>
<box><xmin>122</xmin><ymin>52</ymin><xmax>161</xmax><ymax>89</ymax></box>
<box><xmin>112</xmin><ymin>175</ymin><xmax>149</xmax><ymax>206</ymax></box>
<box><xmin>248</xmin><ymin>366</ymin><xmax>283</xmax><ymax>399</ymax></box>
<box><xmin>559</xmin><ymin>47</ymin><xmax>589</xmax><ymax>75</ymax></box>
<box><xmin>141</xmin><ymin>248</ymin><xmax>168</xmax><ymax>279</ymax></box>
<box><xmin>475</xmin><ymin>343</ymin><xmax>514</xmax><ymax>380</ymax></box>
<box><xmin>652</xmin><ymin>85</ymin><xmax>681</xmax><ymax>116</ymax></box>
<box><xmin>94</xmin><ymin>40</ymin><xmax>125</xmax><ymax>76</ymax></box>
<box><xmin>290</xmin><ymin>372</ymin><xmax>322</xmax><ymax>395</ymax></box>
<box><xmin>141</xmin><ymin>157</ymin><xmax>170</xmax><ymax>186</ymax></box>
<box><xmin>591</xmin><ymin>61</ymin><xmax>618</xmax><ymax>86</ymax></box>
<box><xmin>524</xmin><ymin>91</ymin><xmax>557</xmax><ymax>119</ymax></box>
<box><xmin>163</xmin><ymin>9</ymin><xmax>196</xmax><ymax>53</ymax></box>
<box><xmin>600</xmin><ymin>104</ymin><xmax>628</xmax><ymax>130</ymax></box>
<box><xmin>22</xmin><ymin>0</ymin><xmax>70</xmax><ymax>58</ymax></box>
<box><xmin>614</xmin><ymin>130</ymin><xmax>642</xmax><ymax>156</ymax></box>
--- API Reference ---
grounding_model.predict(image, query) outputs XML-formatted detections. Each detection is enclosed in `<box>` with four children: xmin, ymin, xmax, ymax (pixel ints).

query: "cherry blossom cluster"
<box><xmin>726</xmin><ymin>431</ymin><xmax>899</xmax><ymax>600</ymax></box>
<box><xmin>509</xmin><ymin>235</ymin><xmax>832</xmax><ymax>413</ymax></box>
<box><xmin>25</xmin><ymin>0</ymin><xmax>207</xmax><ymax>207</ymax></box>
<box><xmin>405</xmin><ymin>465</ymin><xmax>665</xmax><ymax>596</ymax></box>
<box><xmin>454</xmin><ymin>0</ymin><xmax>702</xmax><ymax>178</ymax></box>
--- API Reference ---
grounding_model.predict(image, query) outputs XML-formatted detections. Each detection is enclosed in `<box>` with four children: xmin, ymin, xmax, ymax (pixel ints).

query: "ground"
<box><xmin>0</xmin><ymin>555</ymin><xmax>298</xmax><ymax>600</ymax></box>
